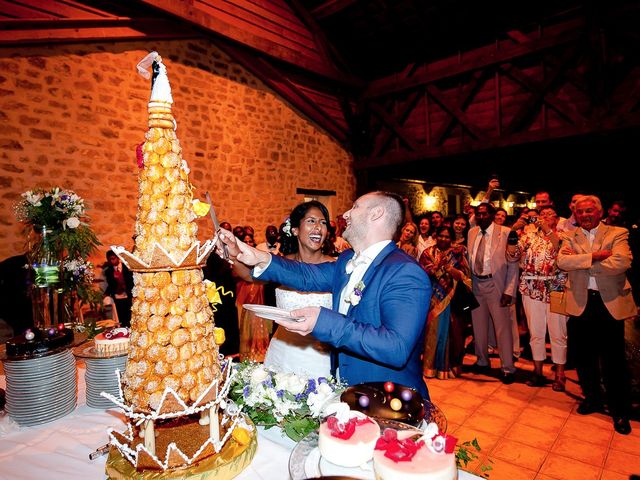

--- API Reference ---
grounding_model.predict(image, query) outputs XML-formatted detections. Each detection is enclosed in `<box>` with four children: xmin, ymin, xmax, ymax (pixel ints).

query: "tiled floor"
<box><xmin>428</xmin><ymin>355</ymin><xmax>640</xmax><ymax>480</ymax></box>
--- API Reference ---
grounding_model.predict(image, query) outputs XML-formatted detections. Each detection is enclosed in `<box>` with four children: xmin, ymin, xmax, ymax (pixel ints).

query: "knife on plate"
<box><xmin>205</xmin><ymin>191</ymin><xmax>230</xmax><ymax>262</ymax></box>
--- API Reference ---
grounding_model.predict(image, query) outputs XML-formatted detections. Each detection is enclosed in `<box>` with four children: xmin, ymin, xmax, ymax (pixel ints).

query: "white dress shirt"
<box><xmin>338</xmin><ymin>240</ymin><xmax>392</xmax><ymax>315</ymax></box>
<box><xmin>471</xmin><ymin>222</ymin><xmax>495</xmax><ymax>275</ymax></box>
<box><xmin>582</xmin><ymin>224</ymin><xmax>600</xmax><ymax>290</ymax></box>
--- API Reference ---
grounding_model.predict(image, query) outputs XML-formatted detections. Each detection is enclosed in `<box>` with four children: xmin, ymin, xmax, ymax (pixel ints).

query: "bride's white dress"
<box><xmin>263</xmin><ymin>287</ymin><xmax>332</xmax><ymax>378</ymax></box>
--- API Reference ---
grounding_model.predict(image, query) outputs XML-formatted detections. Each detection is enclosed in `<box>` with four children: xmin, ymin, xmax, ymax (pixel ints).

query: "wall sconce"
<box><xmin>527</xmin><ymin>202</ymin><xmax>537</xmax><ymax>209</ymax></box>
<box><xmin>508</xmin><ymin>202</ymin><xmax>514</xmax><ymax>208</ymax></box>
<box><xmin>423</xmin><ymin>195</ymin><xmax>438</xmax><ymax>211</ymax></box>
<box><xmin>470</xmin><ymin>200</ymin><xmax>480</xmax><ymax>207</ymax></box>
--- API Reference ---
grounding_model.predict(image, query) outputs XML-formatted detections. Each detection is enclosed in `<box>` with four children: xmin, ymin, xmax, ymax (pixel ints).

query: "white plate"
<box><xmin>242</xmin><ymin>304</ymin><xmax>303</xmax><ymax>322</ymax></box>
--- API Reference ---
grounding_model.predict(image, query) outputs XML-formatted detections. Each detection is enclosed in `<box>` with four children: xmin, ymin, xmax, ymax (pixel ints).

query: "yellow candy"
<box><xmin>192</xmin><ymin>199</ymin><xmax>210</xmax><ymax>217</ymax></box>
<box><xmin>214</xmin><ymin>327</ymin><xmax>225</xmax><ymax>345</ymax></box>
<box><xmin>232</xmin><ymin>427</ymin><xmax>251</xmax><ymax>446</ymax></box>
<box><xmin>390</xmin><ymin>398</ymin><xmax>402</xmax><ymax>411</ymax></box>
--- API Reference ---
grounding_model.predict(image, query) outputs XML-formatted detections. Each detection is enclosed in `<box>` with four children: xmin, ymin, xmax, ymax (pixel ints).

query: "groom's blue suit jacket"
<box><xmin>257</xmin><ymin>242</ymin><xmax>432</xmax><ymax>399</ymax></box>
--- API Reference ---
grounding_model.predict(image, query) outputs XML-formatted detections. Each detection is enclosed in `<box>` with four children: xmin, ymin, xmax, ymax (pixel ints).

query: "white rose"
<box><xmin>250</xmin><ymin>366</ymin><xmax>269</xmax><ymax>385</ymax></box>
<box><xmin>284</xmin><ymin>375</ymin><xmax>307</xmax><ymax>395</ymax></box>
<box><xmin>274</xmin><ymin>372</ymin><xmax>289</xmax><ymax>391</ymax></box>
<box><xmin>65</xmin><ymin>217</ymin><xmax>80</xmax><ymax>229</ymax></box>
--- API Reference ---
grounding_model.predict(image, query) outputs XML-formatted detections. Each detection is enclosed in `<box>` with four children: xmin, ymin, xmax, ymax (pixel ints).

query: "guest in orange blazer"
<box><xmin>557</xmin><ymin>195</ymin><xmax>636</xmax><ymax>435</ymax></box>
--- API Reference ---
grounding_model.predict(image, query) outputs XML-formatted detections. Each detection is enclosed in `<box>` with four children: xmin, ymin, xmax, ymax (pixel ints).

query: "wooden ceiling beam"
<box><xmin>370</xmin><ymin>91</ymin><xmax>422</xmax><ymax>157</ymax></box>
<box><xmin>137</xmin><ymin>0</ymin><xmax>359</xmax><ymax>85</ymax></box>
<box><xmin>218</xmin><ymin>41</ymin><xmax>349</xmax><ymax>144</ymax></box>
<box><xmin>503</xmin><ymin>43</ymin><xmax>581</xmax><ymax>135</ymax></box>
<box><xmin>311</xmin><ymin>0</ymin><xmax>359</xmax><ymax>20</ymax></box>
<box><xmin>431</xmin><ymin>69</ymin><xmax>488</xmax><ymax>146</ymax></box>
<box><xmin>355</xmin><ymin>111</ymin><xmax>640</xmax><ymax>169</ymax></box>
<box><xmin>499</xmin><ymin>62</ymin><xmax>587</xmax><ymax>127</ymax></box>
<box><xmin>425</xmin><ymin>84</ymin><xmax>486</xmax><ymax>140</ymax></box>
<box><xmin>365</xmin><ymin>22</ymin><xmax>583</xmax><ymax>99</ymax></box>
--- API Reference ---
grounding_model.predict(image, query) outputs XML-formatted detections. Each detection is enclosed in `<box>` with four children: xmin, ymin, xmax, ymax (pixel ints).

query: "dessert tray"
<box><xmin>72</xmin><ymin>341</ymin><xmax>128</xmax><ymax>359</ymax></box>
<box><xmin>242</xmin><ymin>304</ymin><xmax>304</xmax><ymax>322</ymax></box>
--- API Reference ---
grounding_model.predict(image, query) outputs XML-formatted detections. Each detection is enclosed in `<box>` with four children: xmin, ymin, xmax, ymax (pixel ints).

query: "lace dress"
<box><xmin>263</xmin><ymin>287</ymin><xmax>332</xmax><ymax>377</ymax></box>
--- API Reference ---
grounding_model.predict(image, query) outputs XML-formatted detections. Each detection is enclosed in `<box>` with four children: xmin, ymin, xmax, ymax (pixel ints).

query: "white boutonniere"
<box><xmin>345</xmin><ymin>281</ymin><xmax>365</xmax><ymax>306</ymax></box>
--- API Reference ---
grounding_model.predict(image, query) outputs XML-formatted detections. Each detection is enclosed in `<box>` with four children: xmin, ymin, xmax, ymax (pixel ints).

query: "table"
<box><xmin>0</xmin><ymin>361</ymin><xmax>480</xmax><ymax>480</ymax></box>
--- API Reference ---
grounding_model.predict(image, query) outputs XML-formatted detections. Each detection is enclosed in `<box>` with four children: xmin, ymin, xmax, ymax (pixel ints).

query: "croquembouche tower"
<box><xmin>104</xmin><ymin>52</ymin><xmax>255</xmax><ymax>477</ymax></box>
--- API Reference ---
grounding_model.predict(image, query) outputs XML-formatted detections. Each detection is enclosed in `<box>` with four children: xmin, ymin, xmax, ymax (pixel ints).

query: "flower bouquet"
<box><xmin>14</xmin><ymin>187</ymin><xmax>101</xmax><ymax>328</ymax></box>
<box><xmin>229</xmin><ymin>361</ymin><xmax>343</xmax><ymax>442</ymax></box>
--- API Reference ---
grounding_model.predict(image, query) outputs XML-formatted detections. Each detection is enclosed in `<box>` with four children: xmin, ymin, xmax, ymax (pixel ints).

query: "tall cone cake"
<box><xmin>104</xmin><ymin>52</ymin><xmax>256</xmax><ymax>476</ymax></box>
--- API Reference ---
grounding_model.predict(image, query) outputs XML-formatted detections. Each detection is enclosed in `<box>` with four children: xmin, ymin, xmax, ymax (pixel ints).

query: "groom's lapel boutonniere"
<box><xmin>345</xmin><ymin>281</ymin><xmax>365</xmax><ymax>306</ymax></box>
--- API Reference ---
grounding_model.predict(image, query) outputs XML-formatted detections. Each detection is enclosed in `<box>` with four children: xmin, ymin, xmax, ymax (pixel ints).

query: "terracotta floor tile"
<box><xmin>539</xmin><ymin>454</ymin><xmax>601</xmax><ymax>480</ymax></box>
<box><xmin>446</xmin><ymin>421</ymin><xmax>461</xmax><ymax>434</ymax></box>
<box><xmin>517</xmin><ymin>408</ymin><xmax>567</xmax><ymax>432</ymax></box>
<box><xmin>446</xmin><ymin>392</ymin><xmax>486</xmax><ymax>411</ymax></box>
<box><xmin>491</xmin><ymin>438</ymin><xmax>548</xmax><ymax>471</ymax></box>
<box><xmin>458</xmin><ymin>378</ymin><xmax>503</xmax><ymax>398</ymax></box>
<box><xmin>600</xmin><ymin>470</ymin><xmax>630</xmax><ymax>480</ymax></box>
<box><xmin>527</xmin><ymin>396</ymin><xmax>575</xmax><ymax>418</ymax></box>
<box><xmin>505</xmin><ymin>422</ymin><xmax>558</xmax><ymax>450</ymax></box>
<box><xmin>438</xmin><ymin>403</ymin><xmax>472</xmax><ymax>425</ymax></box>
<box><xmin>560</xmin><ymin>417</ymin><xmax>613</xmax><ymax>448</ymax></box>
<box><xmin>569</xmin><ymin>409</ymin><xmax>614</xmax><ymax>429</ymax></box>
<box><xmin>454</xmin><ymin>426</ymin><xmax>501</xmax><ymax>453</ymax></box>
<box><xmin>490</xmin><ymin>387</ymin><xmax>535</xmax><ymax>406</ymax></box>
<box><xmin>553</xmin><ymin>435</ymin><xmax>607</xmax><ymax>467</ymax></box>
<box><xmin>460</xmin><ymin>452</ymin><xmax>488</xmax><ymax>475</ymax></box>
<box><xmin>603</xmin><ymin>449</ymin><xmax>640</xmax><ymax>475</ymax></box>
<box><xmin>463</xmin><ymin>411</ymin><xmax>515</xmax><ymax>436</ymax></box>
<box><xmin>483</xmin><ymin>457</ymin><xmax>537</xmax><ymax>480</ymax></box>
<box><xmin>475</xmin><ymin>401</ymin><xmax>523</xmax><ymax>422</ymax></box>
<box><xmin>609</xmin><ymin>427</ymin><xmax>640</xmax><ymax>455</ymax></box>
<box><xmin>534</xmin><ymin>474</ymin><xmax>560</xmax><ymax>480</ymax></box>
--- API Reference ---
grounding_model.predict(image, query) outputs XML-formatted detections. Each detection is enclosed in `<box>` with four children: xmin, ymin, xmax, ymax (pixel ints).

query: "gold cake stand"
<box><xmin>105</xmin><ymin>417</ymin><xmax>257</xmax><ymax>480</ymax></box>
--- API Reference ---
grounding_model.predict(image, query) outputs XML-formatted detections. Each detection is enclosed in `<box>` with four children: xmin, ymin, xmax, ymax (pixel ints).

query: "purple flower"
<box><xmin>276</xmin><ymin>389</ymin><xmax>284</xmax><ymax>399</ymax></box>
<box><xmin>306</xmin><ymin>379</ymin><xmax>317</xmax><ymax>395</ymax></box>
<box><xmin>243</xmin><ymin>385</ymin><xmax>250</xmax><ymax>398</ymax></box>
<box><xmin>317</xmin><ymin>377</ymin><xmax>328</xmax><ymax>384</ymax></box>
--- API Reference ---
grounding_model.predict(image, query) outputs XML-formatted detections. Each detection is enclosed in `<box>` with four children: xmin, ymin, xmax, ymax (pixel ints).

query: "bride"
<box><xmin>263</xmin><ymin>201</ymin><xmax>335</xmax><ymax>377</ymax></box>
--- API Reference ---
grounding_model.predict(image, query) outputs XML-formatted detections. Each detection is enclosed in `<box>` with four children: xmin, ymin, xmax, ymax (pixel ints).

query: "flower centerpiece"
<box><xmin>14</xmin><ymin>187</ymin><xmax>101</xmax><ymax>328</ymax></box>
<box><xmin>229</xmin><ymin>361</ymin><xmax>343</xmax><ymax>442</ymax></box>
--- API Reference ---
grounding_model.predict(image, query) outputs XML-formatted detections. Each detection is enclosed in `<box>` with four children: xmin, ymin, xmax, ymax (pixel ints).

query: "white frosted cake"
<box><xmin>373</xmin><ymin>425</ymin><xmax>457</xmax><ymax>480</ymax></box>
<box><xmin>318</xmin><ymin>403</ymin><xmax>381</xmax><ymax>467</ymax></box>
<box><xmin>94</xmin><ymin>327</ymin><xmax>130</xmax><ymax>355</ymax></box>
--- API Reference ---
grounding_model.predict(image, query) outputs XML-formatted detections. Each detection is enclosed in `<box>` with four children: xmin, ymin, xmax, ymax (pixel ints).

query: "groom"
<box><xmin>220</xmin><ymin>191</ymin><xmax>432</xmax><ymax>399</ymax></box>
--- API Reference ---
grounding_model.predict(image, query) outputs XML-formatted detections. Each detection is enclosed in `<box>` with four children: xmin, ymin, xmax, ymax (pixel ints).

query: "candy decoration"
<box><xmin>390</xmin><ymin>398</ymin><xmax>402</xmax><ymax>411</ymax></box>
<box><xmin>400</xmin><ymin>389</ymin><xmax>413</xmax><ymax>402</ymax></box>
<box><xmin>383</xmin><ymin>381</ymin><xmax>395</xmax><ymax>393</ymax></box>
<box><xmin>25</xmin><ymin>329</ymin><xmax>35</xmax><ymax>341</ymax></box>
<box><xmin>358</xmin><ymin>395</ymin><xmax>370</xmax><ymax>408</ymax></box>
<box><xmin>47</xmin><ymin>328</ymin><xmax>56</xmax><ymax>337</ymax></box>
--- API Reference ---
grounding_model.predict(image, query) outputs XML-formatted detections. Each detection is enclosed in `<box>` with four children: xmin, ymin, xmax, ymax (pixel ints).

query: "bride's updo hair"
<box><xmin>280</xmin><ymin>200</ymin><xmax>331</xmax><ymax>255</ymax></box>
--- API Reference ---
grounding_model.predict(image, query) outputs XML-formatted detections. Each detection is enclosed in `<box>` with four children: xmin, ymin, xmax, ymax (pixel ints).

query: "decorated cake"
<box><xmin>5</xmin><ymin>327</ymin><xmax>73</xmax><ymax>359</ymax></box>
<box><xmin>94</xmin><ymin>327</ymin><xmax>130</xmax><ymax>355</ymax></box>
<box><xmin>102</xmin><ymin>52</ymin><xmax>254</xmax><ymax>475</ymax></box>
<box><xmin>341</xmin><ymin>382</ymin><xmax>425</xmax><ymax>426</ymax></box>
<box><xmin>318</xmin><ymin>403</ymin><xmax>381</xmax><ymax>468</ymax></box>
<box><xmin>373</xmin><ymin>424</ymin><xmax>458</xmax><ymax>480</ymax></box>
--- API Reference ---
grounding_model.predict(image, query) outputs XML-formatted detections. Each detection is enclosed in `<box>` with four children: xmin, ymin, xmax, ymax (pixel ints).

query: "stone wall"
<box><xmin>0</xmin><ymin>40</ymin><xmax>355</xmax><ymax>263</ymax></box>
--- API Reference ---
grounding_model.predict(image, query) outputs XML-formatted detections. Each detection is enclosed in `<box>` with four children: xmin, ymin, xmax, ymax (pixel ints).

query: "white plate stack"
<box><xmin>84</xmin><ymin>356</ymin><xmax>127</xmax><ymax>409</ymax></box>
<box><xmin>4</xmin><ymin>348</ymin><xmax>77</xmax><ymax>426</ymax></box>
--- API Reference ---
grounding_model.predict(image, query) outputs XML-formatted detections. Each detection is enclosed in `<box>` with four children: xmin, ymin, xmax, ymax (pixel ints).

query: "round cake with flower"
<box><xmin>373</xmin><ymin>422</ymin><xmax>458</xmax><ymax>480</ymax></box>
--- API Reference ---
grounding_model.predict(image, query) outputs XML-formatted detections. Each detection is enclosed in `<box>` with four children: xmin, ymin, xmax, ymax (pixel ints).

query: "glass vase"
<box><xmin>30</xmin><ymin>226</ymin><xmax>61</xmax><ymax>329</ymax></box>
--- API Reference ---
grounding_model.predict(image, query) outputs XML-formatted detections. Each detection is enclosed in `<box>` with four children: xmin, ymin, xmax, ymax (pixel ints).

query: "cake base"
<box><xmin>105</xmin><ymin>418</ymin><xmax>257</xmax><ymax>479</ymax></box>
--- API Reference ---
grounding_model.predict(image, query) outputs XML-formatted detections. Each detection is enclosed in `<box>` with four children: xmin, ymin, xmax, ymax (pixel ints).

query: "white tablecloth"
<box><xmin>0</xmin><ymin>361</ymin><xmax>480</xmax><ymax>480</ymax></box>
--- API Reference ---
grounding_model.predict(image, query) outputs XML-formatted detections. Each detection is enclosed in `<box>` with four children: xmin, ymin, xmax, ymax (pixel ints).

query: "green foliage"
<box><xmin>456</xmin><ymin>438</ymin><xmax>493</xmax><ymax>477</ymax></box>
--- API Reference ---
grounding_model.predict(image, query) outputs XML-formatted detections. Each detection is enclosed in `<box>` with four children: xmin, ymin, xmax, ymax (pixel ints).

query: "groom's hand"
<box><xmin>219</xmin><ymin>229</ymin><xmax>271</xmax><ymax>268</ymax></box>
<box><xmin>276</xmin><ymin>307</ymin><xmax>320</xmax><ymax>336</ymax></box>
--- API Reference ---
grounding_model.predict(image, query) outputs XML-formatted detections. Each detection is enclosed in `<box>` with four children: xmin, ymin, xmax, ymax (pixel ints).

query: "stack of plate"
<box><xmin>4</xmin><ymin>348</ymin><xmax>77</xmax><ymax>426</ymax></box>
<box><xmin>84</xmin><ymin>356</ymin><xmax>127</xmax><ymax>409</ymax></box>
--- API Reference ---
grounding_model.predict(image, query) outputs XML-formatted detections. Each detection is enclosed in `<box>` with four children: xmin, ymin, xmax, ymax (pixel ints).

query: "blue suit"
<box><xmin>256</xmin><ymin>243</ymin><xmax>432</xmax><ymax>399</ymax></box>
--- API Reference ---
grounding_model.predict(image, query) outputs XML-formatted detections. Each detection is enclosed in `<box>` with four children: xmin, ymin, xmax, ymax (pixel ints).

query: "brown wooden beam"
<box><xmin>503</xmin><ymin>43</ymin><xmax>581</xmax><ymax>135</ymax></box>
<box><xmin>425</xmin><ymin>84</ymin><xmax>486</xmax><ymax>141</ymax></box>
<box><xmin>365</xmin><ymin>22</ymin><xmax>583</xmax><ymax>99</ymax></box>
<box><xmin>369</xmin><ymin>93</ymin><xmax>422</xmax><ymax>156</ymax></box>
<box><xmin>218</xmin><ymin>41</ymin><xmax>348</xmax><ymax>145</ymax></box>
<box><xmin>355</xmin><ymin>111</ymin><xmax>640</xmax><ymax>169</ymax></box>
<box><xmin>499</xmin><ymin>62</ymin><xmax>587</xmax><ymax>127</ymax></box>
<box><xmin>137</xmin><ymin>0</ymin><xmax>359</xmax><ymax>85</ymax></box>
<box><xmin>311</xmin><ymin>0</ymin><xmax>358</xmax><ymax>20</ymax></box>
<box><xmin>431</xmin><ymin>69</ymin><xmax>488</xmax><ymax>146</ymax></box>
